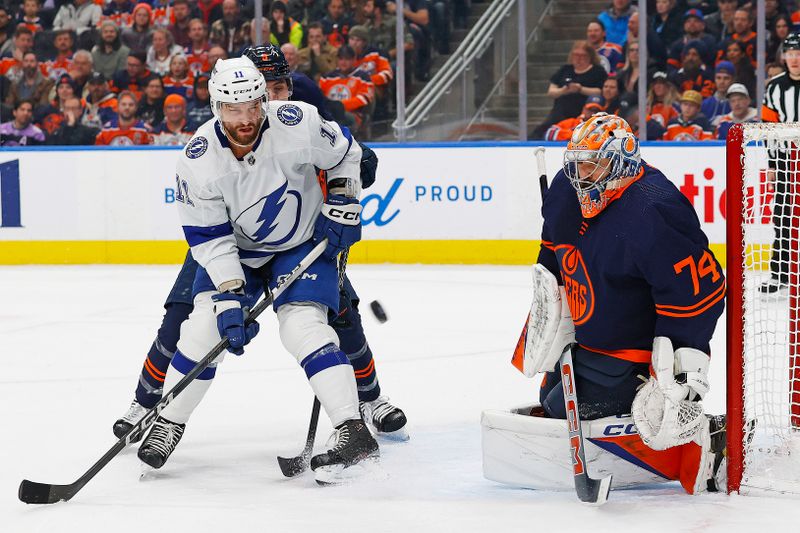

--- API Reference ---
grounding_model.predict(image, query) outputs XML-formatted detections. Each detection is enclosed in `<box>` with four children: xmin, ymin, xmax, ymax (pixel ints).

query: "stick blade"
<box><xmin>577</xmin><ymin>474</ymin><xmax>613</xmax><ymax>506</ymax></box>
<box><xmin>18</xmin><ymin>479</ymin><xmax>70</xmax><ymax>504</ymax></box>
<box><xmin>276</xmin><ymin>455</ymin><xmax>309</xmax><ymax>478</ymax></box>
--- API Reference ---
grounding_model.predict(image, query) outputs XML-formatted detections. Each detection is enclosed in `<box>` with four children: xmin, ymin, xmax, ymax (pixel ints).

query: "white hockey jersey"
<box><xmin>175</xmin><ymin>100</ymin><xmax>362</xmax><ymax>289</ymax></box>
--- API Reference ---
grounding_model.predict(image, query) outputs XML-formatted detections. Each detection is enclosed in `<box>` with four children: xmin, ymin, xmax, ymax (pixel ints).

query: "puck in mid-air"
<box><xmin>370</xmin><ymin>300</ymin><xmax>388</xmax><ymax>323</ymax></box>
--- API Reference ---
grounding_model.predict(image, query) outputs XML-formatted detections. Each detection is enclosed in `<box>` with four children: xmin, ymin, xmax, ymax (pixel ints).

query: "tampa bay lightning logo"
<box><xmin>185</xmin><ymin>136</ymin><xmax>208</xmax><ymax>159</ymax></box>
<box><xmin>236</xmin><ymin>181</ymin><xmax>303</xmax><ymax>245</ymax></box>
<box><xmin>277</xmin><ymin>104</ymin><xmax>303</xmax><ymax>126</ymax></box>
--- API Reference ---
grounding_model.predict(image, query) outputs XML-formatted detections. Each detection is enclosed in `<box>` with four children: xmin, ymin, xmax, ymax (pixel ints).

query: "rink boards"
<box><xmin>0</xmin><ymin>142</ymin><xmax>744</xmax><ymax>265</ymax></box>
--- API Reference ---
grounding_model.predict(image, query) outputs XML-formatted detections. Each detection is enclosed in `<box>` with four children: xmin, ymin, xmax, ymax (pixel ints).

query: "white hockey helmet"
<box><xmin>209</xmin><ymin>57</ymin><xmax>268</xmax><ymax>136</ymax></box>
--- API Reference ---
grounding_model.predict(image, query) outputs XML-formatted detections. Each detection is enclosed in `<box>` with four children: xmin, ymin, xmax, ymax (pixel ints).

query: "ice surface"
<box><xmin>1</xmin><ymin>265</ymin><xmax>795</xmax><ymax>532</ymax></box>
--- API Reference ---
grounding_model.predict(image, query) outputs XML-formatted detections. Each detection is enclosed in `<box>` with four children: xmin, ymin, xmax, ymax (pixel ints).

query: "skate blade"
<box><xmin>314</xmin><ymin>456</ymin><xmax>383</xmax><ymax>486</ymax></box>
<box><xmin>139</xmin><ymin>463</ymin><xmax>157</xmax><ymax>481</ymax></box>
<box><xmin>375</xmin><ymin>426</ymin><xmax>410</xmax><ymax>443</ymax></box>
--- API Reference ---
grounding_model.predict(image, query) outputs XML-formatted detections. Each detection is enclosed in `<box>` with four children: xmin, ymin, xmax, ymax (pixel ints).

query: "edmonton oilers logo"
<box><xmin>277</xmin><ymin>104</ymin><xmax>303</xmax><ymax>126</ymax></box>
<box><xmin>557</xmin><ymin>245</ymin><xmax>595</xmax><ymax>326</ymax></box>
<box><xmin>185</xmin><ymin>136</ymin><xmax>208</xmax><ymax>159</ymax></box>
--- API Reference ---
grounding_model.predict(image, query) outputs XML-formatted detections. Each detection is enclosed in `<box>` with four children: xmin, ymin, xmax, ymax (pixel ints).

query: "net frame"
<box><xmin>726</xmin><ymin>122</ymin><xmax>800</xmax><ymax>495</ymax></box>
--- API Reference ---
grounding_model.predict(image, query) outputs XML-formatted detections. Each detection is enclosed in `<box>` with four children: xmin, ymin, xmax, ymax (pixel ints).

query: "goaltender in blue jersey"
<box><xmin>501</xmin><ymin>113</ymin><xmax>726</xmax><ymax>495</ymax></box>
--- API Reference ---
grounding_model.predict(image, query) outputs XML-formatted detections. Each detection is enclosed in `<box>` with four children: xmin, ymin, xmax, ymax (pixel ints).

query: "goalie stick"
<box><xmin>18</xmin><ymin>239</ymin><xmax>328</xmax><ymax>505</ymax></box>
<box><xmin>535</xmin><ymin>147</ymin><xmax>611</xmax><ymax>504</ymax></box>
<box><xmin>277</xmin><ymin>248</ymin><xmax>350</xmax><ymax>478</ymax></box>
<box><xmin>559</xmin><ymin>346</ymin><xmax>613</xmax><ymax>505</ymax></box>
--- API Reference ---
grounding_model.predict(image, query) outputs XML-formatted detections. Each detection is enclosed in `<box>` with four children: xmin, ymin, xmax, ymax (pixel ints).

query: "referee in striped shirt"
<box><xmin>760</xmin><ymin>33</ymin><xmax>800</xmax><ymax>293</ymax></box>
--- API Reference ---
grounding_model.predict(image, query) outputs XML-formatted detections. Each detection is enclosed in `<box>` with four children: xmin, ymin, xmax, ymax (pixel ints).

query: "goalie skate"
<box><xmin>360</xmin><ymin>396</ymin><xmax>409</xmax><ymax>441</ymax></box>
<box><xmin>137</xmin><ymin>416</ymin><xmax>186</xmax><ymax>469</ymax></box>
<box><xmin>311</xmin><ymin>419</ymin><xmax>379</xmax><ymax>485</ymax></box>
<box><xmin>112</xmin><ymin>400</ymin><xmax>147</xmax><ymax>442</ymax></box>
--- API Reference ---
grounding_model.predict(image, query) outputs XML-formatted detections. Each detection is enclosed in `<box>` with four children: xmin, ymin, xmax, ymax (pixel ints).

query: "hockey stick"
<box><xmin>277</xmin><ymin>249</ymin><xmax>350</xmax><ymax>477</ymax></box>
<box><xmin>18</xmin><ymin>239</ymin><xmax>328</xmax><ymax>504</ymax></box>
<box><xmin>534</xmin><ymin>146</ymin><xmax>549</xmax><ymax>198</ymax></box>
<box><xmin>559</xmin><ymin>345</ymin><xmax>613</xmax><ymax>505</ymax></box>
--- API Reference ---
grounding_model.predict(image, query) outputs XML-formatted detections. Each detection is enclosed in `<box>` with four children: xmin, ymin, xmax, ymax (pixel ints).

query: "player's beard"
<box><xmin>223</xmin><ymin>119</ymin><xmax>261</xmax><ymax>147</ymax></box>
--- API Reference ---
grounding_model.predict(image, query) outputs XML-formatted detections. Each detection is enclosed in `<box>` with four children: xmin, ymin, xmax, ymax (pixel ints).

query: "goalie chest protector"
<box><xmin>537</xmin><ymin>163</ymin><xmax>725</xmax><ymax>363</ymax></box>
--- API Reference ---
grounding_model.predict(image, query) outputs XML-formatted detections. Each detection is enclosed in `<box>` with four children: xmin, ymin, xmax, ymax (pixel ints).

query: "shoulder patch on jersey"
<box><xmin>276</xmin><ymin>104</ymin><xmax>303</xmax><ymax>126</ymax></box>
<box><xmin>185</xmin><ymin>136</ymin><xmax>208</xmax><ymax>159</ymax></box>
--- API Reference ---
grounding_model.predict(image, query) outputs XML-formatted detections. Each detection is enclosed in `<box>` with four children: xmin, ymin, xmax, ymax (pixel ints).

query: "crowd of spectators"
<box><xmin>532</xmin><ymin>0</ymin><xmax>797</xmax><ymax>141</ymax></box>
<box><xmin>0</xmin><ymin>0</ymin><xmax>470</xmax><ymax>145</ymax></box>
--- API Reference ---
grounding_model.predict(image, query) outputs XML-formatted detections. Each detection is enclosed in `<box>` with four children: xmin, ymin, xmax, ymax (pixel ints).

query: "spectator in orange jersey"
<box><xmin>544</xmin><ymin>96</ymin><xmax>606</xmax><ymax>141</ymax></box>
<box><xmin>112</xmin><ymin>51</ymin><xmax>151</xmax><ymax>98</ymax></box>
<box><xmin>0</xmin><ymin>26</ymin><xmax>35</xmax><ymax>84</ymax></box>
<box><xmin>163</xmin><ymin>54</ymin><xmax>194</xmax><ymax>99</ymax></box>
<box><xmin>17</xmin><ymin>0</ymin><xmax>45</xmax><ymax>35</ymax></box>
<box><xmin>319</xmin><ymin>45</ymin><xmax>374</xmax><ymax>133</ymax></box>
<box><xmin>184</xmin><ymin>18</ymin><xmax>211</xmax><ymax>75</ymax></box>
<box><xmin>152</xmin><ymin>93</ymin><xmax>194</xmax><ymax>145</ymax></box>
<box><xmin>45</xmin><ymin>96</ymin><xmax>100</xmax><ymax>145</ymax></box>
<box><xmin>93</xmin><ymin>21</ymin><xmax>131</xmax><ymax>79</ymax></box>
<box><xmin>169</xmin><ymin>0</ymin><xmax>195</xmax><ymax>48</ymax></box>
<box><xmin>42</xmin><ymin>31</ymin><xmax>76</xmax><ymax>82</ymax></box>
<box><xmin>151</xmin><ymin>0</ymin><xmax>179</xmax><ymax>29</ymax></box>
<box><xmin>5</xmin><ymin>51</ymin><xmax>52</xmax><ymax>107</ymax></box>
<box><xmin>348</xmin><ymin>25</ymin><xmax>392</xmax><ymax>88</ymax></box>
<box><xmin>82</xmin><ymin>72</ymin><xmax>119</xmax><ymax>129</ymax></box>
<box><xmin>662</xmin><ymin>89</ymin><xmax>712</xmax><ymax>141</ymax></box>
<box><xmin>669</xmin><ymin>41</ymin><xmax>715</xmax><ymax>98</ymax></box>
<box><xmin>95</xmin><ymin>90</ymin><xmax>152</xmax><ymax>145</ymax></box>
<box><xmin>298</xmin><ymin>21</ymin><xmax>337</xmax><ymax>81</ymax></box>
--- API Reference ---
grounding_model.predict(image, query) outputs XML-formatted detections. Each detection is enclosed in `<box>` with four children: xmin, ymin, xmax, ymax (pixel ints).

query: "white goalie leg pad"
<box><xmin>276</xmin><ymin>302</ymin><xmax>339</xmax><ymax>363</ymax></box>
<box><xmin>481</xmin><ymin>405</ymin><xmax>670</xmax><ymax>490</ymax></box>
<box><xmin>516</xmin><ymin>264</ymin><xmax>575</xmax><ymax>377</ymax></box>
<box><xmin>162</xmin><ymin>291</ymin><xmax>228</xmax><ymax>424</ymax></box>
<box><xmin>631</xmin><ymin>337</ymin><xmax>706</xmax><ymax>451</ymax></box>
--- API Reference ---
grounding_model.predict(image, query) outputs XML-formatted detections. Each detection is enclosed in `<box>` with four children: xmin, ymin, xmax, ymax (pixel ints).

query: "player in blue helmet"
<box><xmin>113</xmin><ymin>46</ymin><xmax>406</xmax><ymax>448</ymax></box>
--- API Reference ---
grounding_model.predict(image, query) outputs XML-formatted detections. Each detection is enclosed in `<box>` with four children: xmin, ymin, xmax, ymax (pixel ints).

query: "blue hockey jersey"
<box><xmin>537</xmin><ymin>163</ymin><xmax>725</xmax><ymax>362</ymax></box>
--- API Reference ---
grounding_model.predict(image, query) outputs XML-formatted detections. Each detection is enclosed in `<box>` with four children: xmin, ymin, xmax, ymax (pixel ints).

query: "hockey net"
<box><xmin>727</xmin><ymin>123</ymin><xmax>800</xmax><ymax>495</ymax></box>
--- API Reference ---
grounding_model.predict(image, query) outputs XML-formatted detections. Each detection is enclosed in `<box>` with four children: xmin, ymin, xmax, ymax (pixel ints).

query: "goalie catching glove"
<box><xmin>512</xmin><ymin>264</ymin><xmax>575</xmax><ymax>377</ymax></box>
<box><xmin>631</xmin><ymin>337</ymin><xmax>710</xmax><ymax>450</ymax></box>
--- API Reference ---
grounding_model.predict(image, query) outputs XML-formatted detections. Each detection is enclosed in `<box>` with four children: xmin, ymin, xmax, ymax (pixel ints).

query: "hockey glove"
<box><xmin>631</xmin><ymin>337</ymin><xmax>708</xmax><ymax>450</ymax></box>
<box><xmin>314</xmin><ymin>194</ymin><xmax>362</xmax><ymax>260</ymax></box>
<box><xmin>211</xmin><ymin>291</ymin><xmax>260</xmax><ymax>355</ymax></box>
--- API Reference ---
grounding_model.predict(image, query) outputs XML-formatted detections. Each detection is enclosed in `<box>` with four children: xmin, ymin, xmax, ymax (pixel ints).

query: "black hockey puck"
<box><xmin>370</xmin><ymin>300</ymin><xmax>388</xmax><ymax>323</ymax></box>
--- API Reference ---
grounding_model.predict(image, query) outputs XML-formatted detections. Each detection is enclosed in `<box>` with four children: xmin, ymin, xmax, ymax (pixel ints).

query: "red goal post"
<box><xmin>726</xmin><ymin>123</ymin><xmax>800</xmax><ymax>495</ymax></box>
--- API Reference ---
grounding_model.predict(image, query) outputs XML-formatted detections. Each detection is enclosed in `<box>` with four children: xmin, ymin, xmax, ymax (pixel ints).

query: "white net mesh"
<box><xmin>739</xmin><ymin>123</ymin><xmax>800</xmax><ymax>494</ymax></box>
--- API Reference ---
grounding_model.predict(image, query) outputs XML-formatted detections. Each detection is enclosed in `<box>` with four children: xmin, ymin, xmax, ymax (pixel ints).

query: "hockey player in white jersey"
<box><xmin>136</xmin><ymin>56</ymin><xmax>378</xmax><ymax>482</ymax></box>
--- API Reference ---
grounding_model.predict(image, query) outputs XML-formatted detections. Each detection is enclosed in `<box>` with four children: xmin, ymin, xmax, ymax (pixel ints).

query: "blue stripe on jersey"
<box><xmin>182</xmin><ymin>222</ymin><xmax>234</xmax><ymax>246</ymax></box>
<box><xmin>324</xmin><ymin>125</ymin><xmax>354</xmax><ymax>171</ymax></box>
<box><xmin>170</xmin><ymin>350</ymin><xmax>217</xmax><ymax>380</ymax></box>
<box><xmin>300</xmin><ymin>343</ymin><xmax>349</xmax><ymax>379</ymax></box>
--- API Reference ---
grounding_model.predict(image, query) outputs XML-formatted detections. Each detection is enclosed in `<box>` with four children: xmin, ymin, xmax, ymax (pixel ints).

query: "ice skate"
<box><xmin>705</xmin><ymin>414</ymin><xmax>727</xmax><ymax>492</ymax></box>
<box><xmin>758</xmin><ymin>277</ymin><xmax>788</xmax><ymax>294</ymax></box>
<box><xmin>137</xmin><ymin>416</ymin><xmax>186</xmax><ymax>469</ymax></box>
<box><xmin>311</xmin><ymin>419</ymin><xmax>379</xmax><ymax>485</ymax></box>
<box><xmin>360</xmin><ymin>396</ymin><xmax>409</xmax><ymax>441</ymax></box>
<box><xmin>112</xmin><ymin>400</ymin><xmax>148</xmax><ymax>442</ymax></box>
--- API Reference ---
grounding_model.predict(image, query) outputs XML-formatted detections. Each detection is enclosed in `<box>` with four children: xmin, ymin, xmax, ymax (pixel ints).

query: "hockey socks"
<box><xmin>134</xmin><ymin>303</ymin><xmax>193</xmax><ymax>408</ymax></box>
<box><xmin>348</xmin><ymin>342</ymin><xmax>382</xmax><ymax>403</ymax></box>
<box><xmin>157</xmin><ymin>349</ymin><xmax>218</xmax><ymax>425</ymax></box>
<box><xmin>302</xmin><ymin>343</ymin><xmax>360</xmax><ymax>427</ymax></box>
